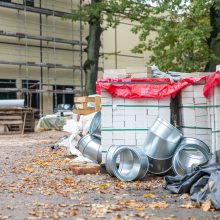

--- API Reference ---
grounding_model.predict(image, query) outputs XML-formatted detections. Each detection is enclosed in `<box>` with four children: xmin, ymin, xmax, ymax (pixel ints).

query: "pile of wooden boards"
<box><xmin>0</xmin><ymin>107</ymin><xmax>35</xmax><ymax>134</ymax></box>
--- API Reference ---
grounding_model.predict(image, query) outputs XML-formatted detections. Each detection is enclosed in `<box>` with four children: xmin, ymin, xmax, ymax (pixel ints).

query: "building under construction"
<box><xmin>0</xmin><ymin>0</ymin><xmax>147</xmax><ymax>115</ymax></box>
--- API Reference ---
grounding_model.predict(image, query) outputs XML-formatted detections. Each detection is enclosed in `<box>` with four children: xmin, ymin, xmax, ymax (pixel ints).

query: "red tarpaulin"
<box><xmin>96</xmin><ymin>75</ymin><xmax>210</xmax><ymax>99</ymax></box>
<box><xmin>203</xmin><ymin>70</ymin><xmax>220</xmax><ymax>97</ymax></box>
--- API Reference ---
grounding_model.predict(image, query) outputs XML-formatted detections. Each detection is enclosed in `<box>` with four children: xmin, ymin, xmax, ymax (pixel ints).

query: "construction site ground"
<box><xmin>0</xmin><ymin>131</ymin><xmax>219</xmax><ymax>220</ymax></box>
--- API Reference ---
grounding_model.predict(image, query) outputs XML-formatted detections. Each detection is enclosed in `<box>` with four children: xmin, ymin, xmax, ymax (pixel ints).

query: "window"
<box><xmin>24</xmin><ymin>0</ymin><xmax>34</xmax><ymax>7</ymax></box>
<box><xmin>0</xmin><ymin>79</ymin><xmax>16</xmax><ymax>100</ymax></box>
<box><xmin>22</xmin><ymin>80</ymin><xmax>40</xmax><ymax>109</ymax></box>
<box><xmin>53</xmin><ymin>85</ymin><xmax>74</xmax><ymax>110</ymax></box>
<box><xmin>0</xmin><ymin>0</ymin><xmax>12</xmax><ymax>3</ymax></box>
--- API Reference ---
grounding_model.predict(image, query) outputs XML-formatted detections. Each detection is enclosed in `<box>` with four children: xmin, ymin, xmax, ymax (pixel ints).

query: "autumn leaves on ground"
<box><xmin>0</xmin><ymin>131</ymin><xmax>219</xmax><ymax>220</ymax></box>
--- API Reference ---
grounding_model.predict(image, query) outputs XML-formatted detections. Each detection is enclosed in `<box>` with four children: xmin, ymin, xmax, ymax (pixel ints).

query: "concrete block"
<box><xmin>193</xmin><ymin>85</ymin><xmax>204</xmax><ymax>93</ymax></box>
<box><xmin>195</xmin><ymin>121</ymin><xmax>209</xmax><ymax>128</ymax></box>
<box><xmin>101</xmin><ymin>97</ymin><xmax>112</xmax><ymax>105</ymax></box>
<box><xmin>148</xmin><ymin>116</ymin><xmax>158</xmax><ymax>127</ymax></box>
<box><xmin>195</xmin><ymin>128</ymin><xmax>211</xmax><ymax>135</ymax></box>
<box><xmin>124</xmin><ymin>138</ymin><xmax>136</xmax><ymax>145</ymax></box>
<box><xmin>101</xmin><ymin>108</ymin><xmax>112</xmax><ymax>116</ymax></box>
<box><xmin>101</xmin><ymin>138</ymin><xmax>113</xmax><ymax>147</ymax></box>
<box><xmin>194</xmin><ymin>97</ymin><xmax>207</xmax><ymax>104</ymax></box>
<box><xmin>182</xmin><ymin>86</ymin><xmax>193</xmax><ymax>92</ymax></box>
<box><xmin>148</xmin><ymin>107</ymin><xmax>159</xmax><ymax>116</ymax></box>
<box><xmin>113</xmin><ymin>131</ymin><xmax>125</xmax><ymax>140</ymax></box>
<box><xmin>195</xmin><ymin>108</ymin><xmax>208</xmax><ymax>117</ymax></box>
<box><xmin>194</xmin><ymin>92</ymin><xmax>204</xmax><ymax>98</ymax></box>
<box><xmin>158</xmin><ymin>97</ymin><xmax>171</xmax><ymax>105</ymax></box>
<box><xmin>113</xmin><ymin>139</ymin><xmax>125</xmax><ymax>145</ymax></box>
<box><xmin>113</xmin><ymin>98</ymin><xmax>125</xmax><ymax>105</ymax></box>
<box><xmin>181</xmin><ymin>91</ymin><xmax>194</xmax><ymax>98</ymax></box>
<box><xmin>101</xmin><ymin>131</ymin><xmax>113</xmax><ymax>140</ymax></box>
<box><xmin>112</xmin><ymin>109</ymin><xmax>125</xmax><ymax>116</ymax></box>
<box><xmin>181</xmin><ymin>97</ymin><xmax>194</xmax><ymax>104</ymax></box>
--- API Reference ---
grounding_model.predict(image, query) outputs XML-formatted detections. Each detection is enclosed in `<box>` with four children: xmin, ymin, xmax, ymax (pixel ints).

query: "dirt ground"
<box><xmin>0</xmin><ymin>131</ymin><xmax>220</xmax><ymax>220</ymax></box>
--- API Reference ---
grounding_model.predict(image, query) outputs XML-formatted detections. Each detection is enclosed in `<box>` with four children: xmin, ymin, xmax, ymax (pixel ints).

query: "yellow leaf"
<box><xmin>24</xmin><ymin>165</ymin><xmax>33</xmax><ymax>173</ymax></box>
<box><xmin>143</xmin><ymin>193</ymin><xmax>154</xmax><ymax>198</ymax></box>
<box><xmin>99</xmin><ymin>183</ymin><xmax>109</xmax><ymax>188</ymax></box>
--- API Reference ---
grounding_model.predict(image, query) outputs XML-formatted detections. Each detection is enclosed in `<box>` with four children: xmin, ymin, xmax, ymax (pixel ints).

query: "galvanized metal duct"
<box><xmin>172</xmin><ymin>137</ymin><xmax>212</xmax><ymax>176</ymax></box>
<box><xmin>77</xmin><ymin>134</ymin><xmax>102</xmax><ymax>164</ymax></box>
<box><xmin>89</xmin><ymin>111</ymin><xmax>101</xmax><ymax>139</ymax></box>
<box><xmin>143</xmin><ymin>117</ymin><xmax>183</xmax><ymax>175</ymax></box>
<box><xmin>106</xmin><ymin>146</ymin><xmax>149</xmax><ymax>181</ymax></box>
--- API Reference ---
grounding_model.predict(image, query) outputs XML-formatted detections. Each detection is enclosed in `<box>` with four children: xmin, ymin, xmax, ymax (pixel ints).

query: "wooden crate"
<box><xmin>74</xmin><ymin>96</ymin><xmax>101</xmax><ymax>115</ymax></box>
<box><xmin>0</xmin><ymin>107</ymin><xmax>35</xmax><ymax>134</ymax></box>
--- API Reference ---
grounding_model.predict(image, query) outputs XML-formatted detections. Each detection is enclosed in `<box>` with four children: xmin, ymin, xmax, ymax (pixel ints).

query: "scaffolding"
<box><xmin>0</xmin><ymin>0</ymin><xmax>85</xmax><ymax>115</ymax></box>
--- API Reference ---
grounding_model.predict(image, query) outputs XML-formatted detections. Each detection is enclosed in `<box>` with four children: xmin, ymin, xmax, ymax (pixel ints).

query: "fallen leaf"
<box><xmin>69</xmin><ymin>208</ymin><xmax>78</xmax><ymax>216</ymax></box>
<box><xmin>180</xmin><ymin>202</ymin><xmax>200</xmax><ymax>209</ymax></box>
<box><xmin>143</xmin><ymin>193</ymin><xmax>154</xmax><ymax>198</ymax></box>
<box><xmin>149</xmin><ymin>202</ymin><xmax>169</xmax><ymax>209</ymax></box>
<box><xmin>24</xmin><ymin>165</ymin><xmax>34</xmax><ymax>173</ymax></box>
<box><xmin>179</xmin><ymin>194</ymin><xmax>189</xmax><ymax>200</ymax></box>
<box><xmin>201</xmin><ymin>199</ymin><xmax>211</xmax><ymax>212</ymax></box>
<box><xmin>160</xmin><ymin>195</ymin><xmax>167</xmax><ymax>199</ymax></box>
<box><xmin>180</xmin><ymin>203</ymin><xmax>194</xmax><ymax>209</ymax></box>
<box><xmin>111</xmin><ymin>214</ymin><xmax>121</xmax><ymax>220</ymax></box>
<box><xmin>99</xmin><ymin>183</ymin><xmax>109</xmax><ymax>188</ymax></box>
<box><xmin>91</xmin><ymin>204</ymin><xmax>109</xmax><ymax>218</ymax></box>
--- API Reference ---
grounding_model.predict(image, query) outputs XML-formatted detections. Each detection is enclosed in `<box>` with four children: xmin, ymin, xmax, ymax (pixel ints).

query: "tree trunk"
<box><xmin>205</xmin><ymin>4</ymin><xmax>220</xmax><ymax>71</ymax></box>
<box><xmin>83</xmin><ymin>0</ymin><xmax>102</xmax><ymax>95</ymax></box>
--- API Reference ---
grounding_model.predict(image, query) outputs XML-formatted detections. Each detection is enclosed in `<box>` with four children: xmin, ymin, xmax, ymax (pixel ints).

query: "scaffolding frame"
<box><xmin>0</xmin><ymin>0</ymin><xmax>85</xmax><ymax>114</ymax></box>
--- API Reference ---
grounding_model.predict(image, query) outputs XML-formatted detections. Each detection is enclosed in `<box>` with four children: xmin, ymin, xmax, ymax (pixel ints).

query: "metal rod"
<box><xmin>0</xmin><ymin>41</ymin><xmax>84</xmax><ymax>53</ymax></box>
<box><xmin>80</xmin><ymin>0</ymin><xmax>84</xmax><ymax>95</ymax></box>
<box><xmin>115</xmin><ymin>18</ymin><xmax>118</xmax><ymax>69</ymax></box>
<box><xmin>0</xmin><ymin>60</ymin><xmax>80</xmax><ymax>69</ymax></box>
<box><xmin>0</xmin><ymin>30</ymin><xmax>85</xmax><ymax>46</ymax></box>
<box><xmin>0</xmin><ymin>1</ymin><xmax>71</xmax><ymax>18</ymax></box>
<box><xmin>40</xmin><ymin>0</ymin><xmax>43</xmax><ymax>115</ymax></box>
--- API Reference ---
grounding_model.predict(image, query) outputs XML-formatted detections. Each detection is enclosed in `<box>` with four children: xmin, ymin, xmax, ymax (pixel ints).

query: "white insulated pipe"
<box><xmin>0</xmin><ymin>99</ymin><xmax>25</xmax><ymax>107</ymax></box>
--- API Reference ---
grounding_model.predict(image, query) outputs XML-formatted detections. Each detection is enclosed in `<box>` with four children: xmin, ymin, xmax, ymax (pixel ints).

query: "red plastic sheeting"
<box><xmin>96</xmin><ymin>76</ymin><xmax>209</xmax><ymax>99</ymax></box>
<box><xmin>96</xmin><ymin>78</ymin><xmax>171</xmax><ymax>95</ymax></box>
<box><xmin>203</xmin><ymin>70</ymin><xmax>220</xmax><ymax>97</ymax></box>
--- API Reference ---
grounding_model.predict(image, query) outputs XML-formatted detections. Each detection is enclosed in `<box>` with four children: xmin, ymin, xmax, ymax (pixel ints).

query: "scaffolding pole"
<box><xmin>0</xmin><ymin>0</ymin><xmax>85</xmax><ymax>114</ymax></box>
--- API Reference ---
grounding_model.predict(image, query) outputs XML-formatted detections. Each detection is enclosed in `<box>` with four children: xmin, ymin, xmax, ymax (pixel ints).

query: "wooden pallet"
<box><xmin>0</xmin><ymin>107</ymin><xmax>35</xmax><ymax>134</ymax></box>
<box><xmin>74</xmin><ymin>96</ymin><xmax>101</xmax><ymax>115</ymax></box>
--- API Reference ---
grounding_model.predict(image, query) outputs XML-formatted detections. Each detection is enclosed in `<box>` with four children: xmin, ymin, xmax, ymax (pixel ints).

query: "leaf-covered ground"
<box><xmin>0</xmin><ymin>131</ymin><xmax>219</xmax><ymax>220</ymax></box>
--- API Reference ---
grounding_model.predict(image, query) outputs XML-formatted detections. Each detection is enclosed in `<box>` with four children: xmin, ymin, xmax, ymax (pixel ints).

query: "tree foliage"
<box><xmin>68</xmin><ymin>0</ymin><xmax>220</xmax><ymax>94</ymax></box>
<box><xmin>130</xmin><ymin>0</ymin><xmax>220</xmax><ymax>72</ymax></box>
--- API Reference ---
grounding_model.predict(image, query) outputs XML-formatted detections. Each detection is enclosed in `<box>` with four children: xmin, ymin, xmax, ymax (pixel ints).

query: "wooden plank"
<box><xmin>22</xmin><ymin>111</ymin><xmax>27</xmax><ymax>135</ymax></box>
<box><xmin>0</xmin><ymin>116</ymin><xmax>22</xmax><ymax>120</ymax></box>
<box><xmin>0</xmin><ymin>106</ymin><xmax>22</xmax><ymax>110</ymax></box>
<box><xmin>0</xmin><ymin>131</ymin><xmax>21</xmax><ymax>135</ymax></box>
<box><xmin>0</xmin><ymin>111</ymin><xmax>23</xmax><ymax>115</ymax></box>
<box><xmin>0</xmin><ymin>120</ymin><xmax>23</xmax><ymax>125</ymax></box>
<box><xmin>74</xmin><ymin>108</ymin><xmax>96</xmax><ymax>115</ymax></box>
<box><xmin>74</xmin><ymin>96</ymin><xmax>95</xmax><ymax>103</ymax></box>
<box><xmin>95</xmin><ymin>96</ymin><xmax>101</xmax><ymax>112</ymax></box>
